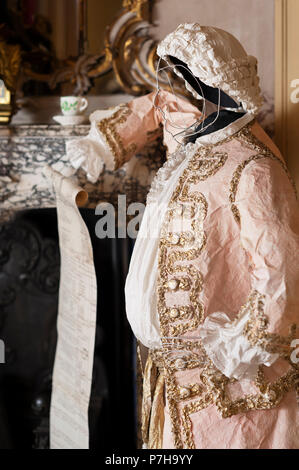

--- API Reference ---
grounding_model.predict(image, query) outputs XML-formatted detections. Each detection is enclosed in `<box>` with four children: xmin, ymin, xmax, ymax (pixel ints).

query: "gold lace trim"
<box><xmin>156</xmin><ymin>145</ymin><xmax>228</xmax><ymax>448</ymax></box>
<box><xmin>154</xmin><ymin>122</ymin><xmax>299</xmax><ymax>449</ymax></box>
<box><xmin>150</xmin><ymin>310</ymin><xmax>299</xmax><ymax>448</ymax></box>
<box><xmin>97</xmin><ymin>104</ymin><xmax>137</xmax><ymax>170</ymax></box>
<box><xmin>230</xmin><ymin>126</ymin><xmax>297</xmax><ymax>224</ymax></box>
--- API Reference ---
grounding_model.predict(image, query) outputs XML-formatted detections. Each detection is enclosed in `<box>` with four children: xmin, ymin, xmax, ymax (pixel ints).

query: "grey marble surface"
<box><xmin>0</xmin><ymin>123</ymin><xmax>165</xmax><ymax>222</ymax></box>
<box><xmin>11</xmin><ymin>95</ymin><xmax>132</xmax><ymax>126</ymax></box>
<box><xmin>0</xmin><ymin>124</ymin><xmax>90</xmax><ymax>138</ymax></box>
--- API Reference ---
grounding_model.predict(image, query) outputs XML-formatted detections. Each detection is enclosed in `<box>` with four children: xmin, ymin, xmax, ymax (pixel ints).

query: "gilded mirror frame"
<box><xmin>0</xmin><ymin>0</ymin><xmax>186</xmax><ymax>122</ymax></box>
<box><xmin>20</xmin><ymin>0</ymin><xmax>159</xmax><ymax>95</ymax></box>
<box><xmin>0</xmin><ymin>41</ymin><xmax>20</xmax><ymax>123</ymax></box>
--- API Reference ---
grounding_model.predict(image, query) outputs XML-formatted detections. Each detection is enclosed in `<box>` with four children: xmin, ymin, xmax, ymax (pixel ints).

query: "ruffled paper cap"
<box><xmin>157</xmin><ymin>23</ymin><xmax>263</xmax><ymax>115</ymax></box>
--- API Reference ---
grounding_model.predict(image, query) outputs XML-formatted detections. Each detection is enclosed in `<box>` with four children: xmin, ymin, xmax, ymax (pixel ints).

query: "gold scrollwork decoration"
<box><xmin>87</xmin><ymin>0</ymin><xmax>186</xmax><ymax>97</ymax></box>
<box><xmin>0</xmin><ymin>41</ymin><xmax>21</xmax><ymax>123</ymax></box>
<box><xmin>1</xmin><ymin>0</ymin><xmax>188</xmax><ymax>103</ymax></box>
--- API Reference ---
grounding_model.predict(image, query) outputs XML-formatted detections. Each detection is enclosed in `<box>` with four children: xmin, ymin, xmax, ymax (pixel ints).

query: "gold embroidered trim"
<box><xmin>229</xmin><ymin>126</ymin><xmax>298</xmax><ymax>224</ymax></box>
<box><xmin>205</xmin><ymin>290</ymin><xmax>299</xmax><ymax>419</ymax></box>
<box><xmin>156</xmin><ymin>145</ymin><xmax>228</xmax><ymax>448</ymax></box>
<box><xmin>151</xmin><ymin>293</ymin><xmax>299</xmax><ymax>448</ymax></box>
<box><xmin>238</xmin><ymin>125</ymin><xmax>297</xmax><ymax>202</ymax></box>
<box><xmin>229</xmin><ymin>154</ymin><xmax>296</xmax><ymax>224</ymax></box>
<box><xmin>151</xmin><ymin>340</ymin><xmax>207</xmax><ymax>378</ymax></box>
<box><xmin>154</xmin><ymin>121</ymin><xmax>299</xmax><ymax>449</ymax></box>
<box><xmin>239</xmin><ymin>290</ymin><xmax>299</xmax><ymax>358</ymax></box>
<box><xmin>181</xmin><ymin>395</ymin><xmax>213</xmax><ymax>449</ymax></box>
<box><xmin>97</xmin><ymin>104</ymin><xmax>137</xmax><ymax>170</ymax></box>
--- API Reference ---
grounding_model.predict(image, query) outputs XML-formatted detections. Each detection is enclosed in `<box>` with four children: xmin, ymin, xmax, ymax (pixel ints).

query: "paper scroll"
<box><xmin>45</xmin><ymin>167</ymin><xmax>97</xmax><ymax>449</ymax></box>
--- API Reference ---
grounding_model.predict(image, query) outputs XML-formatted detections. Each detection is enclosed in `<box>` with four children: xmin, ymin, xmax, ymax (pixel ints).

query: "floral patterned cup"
<box><xmin>60</xmin><ymin>96</ymin><xmax>88</xmax><ymax>116</ymax></box>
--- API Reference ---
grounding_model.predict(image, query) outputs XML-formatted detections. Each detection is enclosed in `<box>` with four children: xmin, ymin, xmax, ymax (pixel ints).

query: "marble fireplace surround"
<box><xmin>0</xmin><ymin>94</ymin><xmax>165</xmax><ymax>223</ymax></box>
<box><xmin>0</xmin><ymin>94</ymin><xmax>165</xmax><ymax>448</ymax></box>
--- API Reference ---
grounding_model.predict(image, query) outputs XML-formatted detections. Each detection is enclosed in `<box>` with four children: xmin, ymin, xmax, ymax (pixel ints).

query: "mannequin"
<box><xmin>66</xmin><ymin>24</ymin><xmax>299</xmax><ymax>449</ymax></box>
<box><xmin>167</xmin><ymin>55</ymin><xmax>246</xmax><ymax>140</ymax></box>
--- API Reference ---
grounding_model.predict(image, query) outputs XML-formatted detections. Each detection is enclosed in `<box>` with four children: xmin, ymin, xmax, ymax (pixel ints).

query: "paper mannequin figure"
<box><xmin>67</xmin><ymin>24</ymin><xmax>299</xmax><ymax>449</ymax></box>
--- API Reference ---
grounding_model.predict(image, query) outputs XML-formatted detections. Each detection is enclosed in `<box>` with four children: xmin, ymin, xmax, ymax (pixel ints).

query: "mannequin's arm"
<box><xmin>200</xmin><ymin>158</ymin><xmax>299</xmax><ymax>380</ymax></box>
<box><xmin>66</xmin><ymin>90</ymin><xmax>201</xmax><ymax>183</ymax></box>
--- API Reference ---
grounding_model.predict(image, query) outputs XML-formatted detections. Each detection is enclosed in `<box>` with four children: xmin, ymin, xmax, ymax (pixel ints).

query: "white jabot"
<box><xmin>124</xmin><ymin>115</ymin><xmax>254</xmax><ymax>350</ymax></box>
<box><xmin>125</xmin><ymin>146</ymin><xmax>191</xmax><ymax>349</ymax></box>
<box><xmin>66</xmin><ymin>108</ymin><xmax>118</xmax><ymax>183</ymax></box>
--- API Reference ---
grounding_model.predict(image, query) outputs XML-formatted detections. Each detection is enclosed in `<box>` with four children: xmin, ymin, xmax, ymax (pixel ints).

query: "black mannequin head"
<box><xmin>167</xmin><ymin>55</ymin><xmax>246</xmax><ymax>142</ymax></box>
<box><xmin>168</xmin><ymin>55</ymin><xmax>240</xmax><ymax>109</ymax></box>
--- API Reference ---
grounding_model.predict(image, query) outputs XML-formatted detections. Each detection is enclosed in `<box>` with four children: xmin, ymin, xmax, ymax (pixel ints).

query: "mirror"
<box><xmin>2</xmin><ymin>0</ymin><xmax>273</xmax><ymax>133</ymax></box>
<box><xmin>0</xmin><ymin>0</ymin><xmax>164</xmax><ymax>123</ymax></box>
<box><xmin>0</xmin><ymin>0</ymin><xmax>123</xmax><ymax>98</ymax></box>
<box><xmin>1</xmin><ymin>1</ymin><xmax>183</xmax><ymax>124</ymax></box>
<box><xmin>0</xmin><ymin>37</ymin><xmax>21</xmax><ymax>124</ymax></box>
<box><xmin>0</xmin><ymin>79</ymin><xmax>12</xmax><ymax>123</ymax></box>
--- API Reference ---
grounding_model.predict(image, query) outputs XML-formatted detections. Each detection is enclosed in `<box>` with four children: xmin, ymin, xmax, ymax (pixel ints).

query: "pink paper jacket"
<box><xmin>71</xmin><ymin>88</ymin><xmax>299</xmax><ymax>448</ymax></box>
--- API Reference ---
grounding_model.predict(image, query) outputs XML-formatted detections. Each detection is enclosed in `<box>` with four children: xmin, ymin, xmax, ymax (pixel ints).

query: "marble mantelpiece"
<box><xmin>0</xmin><ymin>123</ymin><xmax>165</xmax><ymax>221</ymax></box>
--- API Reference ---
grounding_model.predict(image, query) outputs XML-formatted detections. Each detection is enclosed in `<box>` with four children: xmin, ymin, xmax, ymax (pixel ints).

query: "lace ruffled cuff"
<box><xmin>66</xmin><ymin>120</ymin><xmax>115</xmax><ymax>183</ymax></box>
<box><xmin>199</xmin><ymin>311</ymin><xmax>278</xmax><ymax>381</ymax></box>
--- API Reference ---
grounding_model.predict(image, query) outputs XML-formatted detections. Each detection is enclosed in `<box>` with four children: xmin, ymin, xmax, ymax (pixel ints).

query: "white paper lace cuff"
<box><xmin>65</xmin><ymin>121</ymin><xmax>115</xmax><ymax>183</ymax></box>
<box><xmin>199</xmin><ymin>311</ymin><xmax>279</xmax><ymax>381</ymax></box>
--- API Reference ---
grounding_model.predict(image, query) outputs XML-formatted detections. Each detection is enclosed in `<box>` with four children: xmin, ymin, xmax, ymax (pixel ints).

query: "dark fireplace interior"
<box><xmin>0</xmin><ymin>208</ymin><xmax>136</xmax><ymax>449</ymax></box>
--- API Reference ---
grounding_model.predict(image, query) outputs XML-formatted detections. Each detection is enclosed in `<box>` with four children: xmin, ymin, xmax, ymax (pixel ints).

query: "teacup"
<box><xmin>60</xmin><ymin>96</ymin><xmax>88</xmax><ymax>116</ymax></box>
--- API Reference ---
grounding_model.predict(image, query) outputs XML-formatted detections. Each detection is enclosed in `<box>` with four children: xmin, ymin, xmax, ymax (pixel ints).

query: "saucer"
<box><xmin>52</xmin><ymin>114</ymin><xmax>89</xmax><ymax>126</ymax></box>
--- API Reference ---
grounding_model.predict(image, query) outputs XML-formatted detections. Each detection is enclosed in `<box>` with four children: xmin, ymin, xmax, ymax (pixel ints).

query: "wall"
<box><xmin>275</xmin><ymin>0</ymin><xmax>299</xmax><ymax>187</ymax></box>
